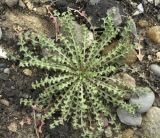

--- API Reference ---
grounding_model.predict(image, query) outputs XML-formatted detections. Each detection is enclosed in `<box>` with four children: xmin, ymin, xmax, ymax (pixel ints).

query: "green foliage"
<box><xmin>18</xmin><ymin>10</ymin><xmax>138</xmax><ymax>137</ymax></box>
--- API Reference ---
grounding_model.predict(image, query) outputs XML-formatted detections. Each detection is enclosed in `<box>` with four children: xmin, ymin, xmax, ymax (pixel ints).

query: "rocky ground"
<box><xmin>0</xmin><ymin>0</ymin><xmax>160</xmax><ymax>138</ymax></box>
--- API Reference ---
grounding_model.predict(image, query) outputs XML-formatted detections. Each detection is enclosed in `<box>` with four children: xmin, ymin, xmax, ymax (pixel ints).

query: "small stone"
<box><xmin>5</xmin><ymin>0</ymin><xmax>18</xmax><ymax>7</ymax></box>
<box><xmin>24</xmin><ymin>0</ymin><xmax>34</xmax><ymax>10</ymax></box>
<box><xmin>73</xmin><ymin>21</ymin><xmax>94</xmax><ymax>45</ymax></box>
<box><xmin>147</xmin><ymin>0</ymin><xmax>154</xmax><ymax>3</ymax></box>
<box><xmin>0</xmin><ymin>99</ymin><xmax>10</xmax><ymax>106</ymax></box>
<box><xmin>147</xmin><ymin>26</ymin><xmax>160</xmax><ymax>44</ymax></box>
<box><xmin>4</xmin><ymin>68</ymin><xmax>10</xmax><ymax>74</ymax></box>
<box><xmin>0</xmin><ymin>28</ymin><xmax>2</xmax><ymax>39</ymax></box>
<box><xmin>114</xmin><ymin>73</ymin><xmax>136</xmax><ymax>88</ymax></box>
<box><xmin>148</xmin><ymin>55</ymin><xmax>152</xmax><ymax>60</ymax></box>
<box><xmin>124</xmin><ymin>49</ymin><xmax>137</xmax><ymax>65</ymax></box>
<box><xmin>122</xmin><ymin>129</ymin><xmax>134</xmax><ymax>138</ymax></box>
<box><xmin>36</xmin><ymin>7</ymin><xmax>47</xmax><ymax>16</ymax></box>
<box><xmin>19</xmin><ymin>0</ymin><xmax>26</xmax><ymax>8</ymax></box>
<box><xmin>154</xmin><ymin>0</ymin><xmax>160</xmax><ymax>6</ymax></box>
<box><xmin>157</xmin><ymin>14</ymin><xmax>160</xmax><ymax>21</ymax></box>
<box><xmin>133</xmin><ymin>4</ymin><xmax>144</xmax><ymax>16</ymax></box>
<box><xmin>150</xmin><ymin>64</ymin><xmax>160</xmax><ymax>77</ymax></box>
<box><xmin>11</xmin><ymin>86</ymin><xmax>15</xmax><ymax>89</ymax></box>
<box><xmin>8</xmin><ymin>122</ymin><xmax>17</xmax><ymax>132</ymax></box>
<box><xmin>142</xmin><ymin>0</ymin><xmax>148</xmax><ymax>4</ymax></box>
<box><xmin>138</xmin><ymin>19</ymin><xmax>149</xmax><ymax>28</ymax></box>
<box><xmin>102</xmin><ymin>41</ymin><xmax>137</xmax><ymax>65</ymax></box>
<box><xmin>129</xmin><ymin>87</ymin><xmax>155</xmax><ymax>113</ymax></box>
<box><xmin>117</xmin><ymin>108</ymin><xmax>142</xmax><ymax>126</ymax></box>
<box><xmin>0</xmin><ymin>73</ymin><xmax>8</xmax><ymax>80</ymax></box>
<box><xmin>130</xmin><ymin>20</ymin><xmax>137</xmax><ymax>36</ymax></box>
<box><xmin>23</xmin><ymin>69</ymin><xmax>32</xmax><ymax>76</ymax></box>
<box><xmin>156</xmin><ymin>52</ymin><xmax>160</xmax><ymax>60</ymax></box>
<box><xmin>105</xmin><ymin>127</ymin><xmax>112</xmax><ymax>138</ymax></box>
<box><xmin>142</xmin><ymin>107</ymin><xmax>160</xmax><ymax>138</ymax></box>
<box><xmin>0</xmin><ymin>46</ymin><xmax>7</xmax><ymax>59</ymax></box>
<box><xmin>90</xmin><ymin>0</ymin><xmax>100</xmax><ymax>5</ymax></box>
<box><xmin>0</xmin><ymin>63</ymin><xmax>6</xmax><ymax>68</ymax></box>
<box><xmin>107</xmin><ymin>7</ymin><xmax>122</xmax><ymax>26</ymax></box>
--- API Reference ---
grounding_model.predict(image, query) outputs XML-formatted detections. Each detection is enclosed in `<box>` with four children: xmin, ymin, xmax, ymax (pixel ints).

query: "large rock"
<box><xmin>129</xmin><ymin>87</ymin><xmax>155</xmax><ymax>113</ymax></box>
<box><xmin>147</xmin><ymin>26</ymin><xmax>160</xmax><ymax>44</ymax></box>
<box><xmin>138</xmin><ymin>19</ymin><xmax>149</xmax><ymax>28</ymax></box>
<box><xmin>117</xmin><ymin>108</ymin><xmax>142</xmax><ymax>126</ymax></box>
<box><xmin>150</xmin><ymin>64</ymin><xmax>160</xmax><ymax>77</ymax></box>
<box><xmin>5</xmin><ymin>0</ymin><xmax>18</xmax><ymax>7</ymax></box>
<box><xmin>142</xmin><ymin>107</ymin><xmax>160</xmax><ymax>138</ymax></box>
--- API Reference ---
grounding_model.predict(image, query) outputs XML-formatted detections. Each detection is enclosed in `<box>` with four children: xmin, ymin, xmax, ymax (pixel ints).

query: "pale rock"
<box><xmin>0</xmin><ymin>99</ymin><xmax>10</xmax><ymax>106</ymax></box>
<box><xmin>90</xmin><ymin>0</ymin><xmax>100</xmax><ymax>5</ymax></box>
<box><xmin>142</xmin><ymin>0</ymin><xmax>148</xmax><ymax>4</ymax></box>
<box><xmin>129</xmin><ymin>87</ymin><xmax>155</xmax><ymax>113</ymax></box>
<box><xmin>154</xmin><ymin>0</ymin><xmax>160</xmax><ymax>6</ymax></box>
<box><xmin>23</xmin><ymin>69</ymin><xmax>32</xmax><ymax>76</ymax></box>
<box><xmin>156</xmin><ymin>52</ymin><xmax>160</xmax><ymax>60</ymax></box>
<box><xmin>5</xmin><ymin>0</ymin><xmax>18</xmax><ymax>7</ymax></box>
<box><xmin>73</xmin><ymin>21</ymin><xmax>94</xmax><ymax>45</ymax></box>
<box><xmin>105</xmin><ymin>127</ymin><xmax>112</xmax><ymax>138</ymax></box>
<box><xmin>107</xmin><ymin>7</ymin><xmax>122</xmax><ymax>26</ymax></box>
<box><xmin>133</xmin><ymin>4</ymin><xmax>144</xmax><ymax>16</ymax></box>
<box><xmin>0</xmin><ymin>28</ymin><xmax>2</xmax><ymax>39</ymax></box>
<box><xmin>157</xmin><ymin>14</ymin><xmax>160</xmax><ymax>21</ymax></box>
<box><xmin>8</xmin><ymin>122</ymin><xmax>17</xmax><ymax>132</ymax></box>
<box><xmin>147</xmin><ymin>0</ymin><xmax>153</xmax><ymax>3</ymax></box>
<box><xmin>142</xmin><ymin>107</ymin><xmax>160</xmax><ymax>138</ymax></box>
<box><xmin>4</xmin><ymin>68</ymin><xmax>10</xmax><ymax>74</ymax></box>
<box><xmin>150</xmin><ymin>64</ymin><xmax>160</xmax><ymax>77</ymax></box>
<box><xmin>130</xmin><ymin>20</ymin><xmax>137</xmax><ymax>36</ymax></box>
<box><xmin>117</xmin><ymin>108</ymin><xmax>142</xmax><ymax>126</ymax></box>
<box><xmin>113</xmin><ymin>73</ymin><xmax>136</xmax><ymax>88</ymax></box>
<box><xmin>0</xmin><ymin>46</ymin><xmax>7</xmax><ymax>59</ymax></box>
